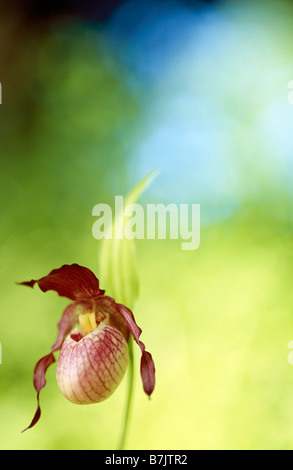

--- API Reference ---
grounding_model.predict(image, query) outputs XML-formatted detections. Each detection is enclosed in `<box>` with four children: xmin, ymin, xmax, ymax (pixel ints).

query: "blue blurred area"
<box><xmin>105</xmin><ymin>0</ymin><xmax>293</xmax><ymax>223</ymax></box>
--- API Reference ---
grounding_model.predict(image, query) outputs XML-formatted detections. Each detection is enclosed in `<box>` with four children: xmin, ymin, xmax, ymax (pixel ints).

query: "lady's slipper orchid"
<box><xmin>20</xmin><ymin>263</ymin><xmax>155</xmax><ymax>431</ymax></box>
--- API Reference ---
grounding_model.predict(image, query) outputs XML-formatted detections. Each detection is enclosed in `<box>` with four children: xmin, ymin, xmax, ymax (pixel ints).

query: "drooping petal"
<box><xmin>22</xmin><ymin>303</ymin><xmax>79</xmax><ymax>432</ymax></box>
<box><xmin>22</xmin><ymin>353</ymin><xmax>55</xmax><ymax>432</ymax></box>
<box><xmin>100</xmin><ymin>297</ymin><xmax>156</xmax><ymax>397</ymax></box>
<box><xmin>140</xmin><ymin>350</ymin><xmax>156</xmax><ymax>397</ymax></box>
<box><xmin>19</xmin><ymin>264</ymin><xmax>104</xmax><ymax>301</ymax></box>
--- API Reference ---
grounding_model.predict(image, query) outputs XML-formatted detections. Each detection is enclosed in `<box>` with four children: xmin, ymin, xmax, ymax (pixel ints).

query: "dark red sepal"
<box><xmin>19</xmin><ymin>264</ymin><xmax>104</xmax><ymax>301</ymax></box>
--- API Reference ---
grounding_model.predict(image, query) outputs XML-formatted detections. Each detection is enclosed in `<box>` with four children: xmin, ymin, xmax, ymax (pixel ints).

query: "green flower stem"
<box><xmin>118</xmin><ymin>335</ymin><xmax>134</xmax><ymax>450</ymax></box>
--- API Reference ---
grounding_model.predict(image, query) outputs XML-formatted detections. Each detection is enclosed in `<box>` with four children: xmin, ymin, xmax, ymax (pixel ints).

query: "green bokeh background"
<box><xmin>1</xmin><ymin>0</ymin><xmax>293</xmax><ymax>450</ymax></box>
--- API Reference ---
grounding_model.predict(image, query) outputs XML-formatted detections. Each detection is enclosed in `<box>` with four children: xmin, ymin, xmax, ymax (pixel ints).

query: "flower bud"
<box><xmin>56</xmin><ymin>322</ymin><xmax>129</xmax><ymax>404</ymax></box>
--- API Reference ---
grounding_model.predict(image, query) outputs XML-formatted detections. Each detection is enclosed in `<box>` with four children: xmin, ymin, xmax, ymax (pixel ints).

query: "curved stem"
<box><xmin>118</xmin><ymin>335</ymin><xmax>134</xmax><ymax>450</ymax></box>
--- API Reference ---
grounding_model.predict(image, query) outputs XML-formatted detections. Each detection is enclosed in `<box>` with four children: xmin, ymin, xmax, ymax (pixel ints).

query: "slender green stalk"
<box><xmin>118</xmin><ymin>335</ymin><xmax>134</xmax><ymax>450</ymax></box>
<box><xmin>100</xmin><ymin>172</ymin><xmax>157</xmax><ymax>450</ymax></box>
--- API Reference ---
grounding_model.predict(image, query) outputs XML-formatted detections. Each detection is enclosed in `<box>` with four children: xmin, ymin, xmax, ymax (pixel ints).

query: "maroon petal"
<box><xmin>19</xmin><ymin>264</ymin><xmax>104</xmax><ymax>301</ymax></box>
<box><xmin>22</xmin><ymin>303</ymin><xmax>79</xmax><ymax>432</ymax></box>
<box><xmin>102</xmin><ymin>297</ymin><xmax>155</xmax><ymax>397</ymax></box>
<box><xmin>140</xmin><ymin>350</ymin><xmax>156</xmax><ymax>397</ymax></box>
<box><xmin>22</xmin><ymin>353</ymin><xmax>55</xmax><ymax>432</ymax></box>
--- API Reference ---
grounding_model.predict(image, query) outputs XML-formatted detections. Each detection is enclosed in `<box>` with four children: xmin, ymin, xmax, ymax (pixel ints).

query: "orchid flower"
<box><xmin>20</xmin><ymin>263</ymin><xmax>155</xmax><ymax>431</ymax></box>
